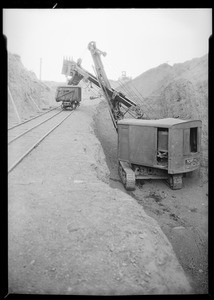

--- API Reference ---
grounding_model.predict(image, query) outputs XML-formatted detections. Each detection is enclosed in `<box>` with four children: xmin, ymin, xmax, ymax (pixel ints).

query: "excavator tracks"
<box><xmin>118</xmin><ymin>161</ymin><xmax>136</xmax><ymax>191</ymax></box>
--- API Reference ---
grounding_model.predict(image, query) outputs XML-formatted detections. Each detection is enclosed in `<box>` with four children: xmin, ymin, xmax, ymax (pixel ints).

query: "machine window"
<box><xmin>157</xmin><ymin>128</ymin><xmax>168</xmax><ymax>167</ymax></box>
<box><xmin>190</xmin><ymin>127</ymin><xmax>197</xmax><ymax>152</ymax></box>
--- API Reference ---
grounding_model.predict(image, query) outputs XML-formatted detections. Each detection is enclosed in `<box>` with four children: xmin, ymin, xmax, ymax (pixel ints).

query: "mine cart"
<box><xmin>117</xmin><ymin>118</ymin><xmax>202</xmax><ymax>190</ymax></box>
<box><xmin>55</xmin><ymin>86</ymin><xmax>81</xmax><ymax>110</ymax></box>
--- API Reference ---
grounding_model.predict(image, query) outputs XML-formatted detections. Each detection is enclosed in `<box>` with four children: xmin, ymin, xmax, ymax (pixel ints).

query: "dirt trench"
<box><xmin>93</xmin><ymin>99</ymin><xmax>208</xmax><ymax>294</ymax></box>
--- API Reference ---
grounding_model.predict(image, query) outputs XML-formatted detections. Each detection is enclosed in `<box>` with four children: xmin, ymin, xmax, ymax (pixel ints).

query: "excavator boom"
<box><xmin>61</xmin><ymin>42</ymin><xmax>144</xmax><ymax>130</ymax></box>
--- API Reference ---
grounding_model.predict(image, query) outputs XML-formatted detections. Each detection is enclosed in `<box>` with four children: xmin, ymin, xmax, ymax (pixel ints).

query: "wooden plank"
<box><xmin>8</xmin><ymin>86</ymin><xmax>21</xmax><ymax>123</ymax></box>
<box><xmin>28</xmin><ymin>94</ymin><xmax>41</xmax><ymax>111</ymax></box>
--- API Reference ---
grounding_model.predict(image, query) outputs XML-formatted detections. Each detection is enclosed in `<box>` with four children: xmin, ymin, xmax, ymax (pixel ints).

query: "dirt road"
<box><xmin>8</xmin><ymin>98</ymin><xmax>192</xmax><ymax>295</ymax></box>
<box><xmin>93</xmin><ymin>100</ymin><xmax>208</xmax><ymax>294</ymax></box>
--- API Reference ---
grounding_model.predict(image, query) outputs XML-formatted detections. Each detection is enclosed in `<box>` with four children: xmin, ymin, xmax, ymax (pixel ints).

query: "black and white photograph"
<box><xmin>4</xmin><ymin>8</ymin><xmax>211</xmax><ymax>295</ymax></box>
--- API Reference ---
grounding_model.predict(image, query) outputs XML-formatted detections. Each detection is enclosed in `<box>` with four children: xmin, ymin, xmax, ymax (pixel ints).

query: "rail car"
<box><xmin>55</xmin><ymin>86</ymin><xmax>81</xmax><ymax>110</ymax></box>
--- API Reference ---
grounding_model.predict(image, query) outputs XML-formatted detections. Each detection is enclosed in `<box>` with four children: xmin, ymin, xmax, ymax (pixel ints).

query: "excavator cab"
<box><xmin>117</xmin><ymin>118</ymin><xmax>202</xmax><ymax>190</ymax></box>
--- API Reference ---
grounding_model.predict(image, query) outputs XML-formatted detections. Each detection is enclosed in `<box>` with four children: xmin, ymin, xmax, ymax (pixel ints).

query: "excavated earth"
<box><xmin>93</xmin><ymin>99</ymin><xmax>208</xmax><ymax>294</ymax></box>
<box><xmin>8</xmin><ymin>53</ymin><xmax>208</xmax><ymax>295</ymax></box>
<box><xmin>8</xmin><ymin>97</ymin><xmax>193</xmax><ymax>295</ymax></box>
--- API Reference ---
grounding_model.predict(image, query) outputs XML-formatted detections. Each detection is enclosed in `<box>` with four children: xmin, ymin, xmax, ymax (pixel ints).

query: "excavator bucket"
<box><xmin>61</xmin><ymin>58</ymin><xmax>72</xmax><ymax>76</ymax></box>
<box><xmin>61</xmin><ymin>58</ymin><xmax>83</xmax><ymax>85</ymax></box>
<box><xmin>68</xmin><ymin>72</ymin><xmax>84</xmax><ymax>85</ymax></box>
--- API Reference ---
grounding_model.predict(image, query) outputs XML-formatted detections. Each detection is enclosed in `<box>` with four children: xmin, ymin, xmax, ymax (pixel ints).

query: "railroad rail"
<box><xmin>8</xmin><ymin>105</ymin><xmax>61</xmax><ymax>131</ymax></box>
<box><xmin>8</xmin><ymin>110</ymin><xmax>63</xmax><ymax>145</ymax></box>
<box><xmin>8</xmin><ymin>109</ymin><xmax>74</xmax><ymax>173</ymax></box>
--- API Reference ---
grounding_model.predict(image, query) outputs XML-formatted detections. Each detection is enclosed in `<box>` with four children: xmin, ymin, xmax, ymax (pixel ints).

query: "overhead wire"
<box><xmin>80</xmin><ymin>47</ymin><xmax>157</xmax><ymax>119</ymax></box>
<box><xmin>109</xmin><ymin>64</ymin><xmax>160</xmax><ymax>118</ymax></box>
<box><xmin>104</xmin><ymin>59</ymin><xmax>144</xmax><ymax>102</ymax></box>
<box><xmin>103</xmin><ymin>60</ymin><xmax>153</xmax><ymax>118</ymax></box>
<box><xmin>109</xmin><ymin>62</ymin><xmax>147</xmax><ymax>105</ymax></box>
<box><xmin>76</xmin><ymin>45</ymin><xmax>153</xmax><ymax>111</ymax></box>
<box><xmin>96</xmin><ymin>60</ymin><xmax>148</xmax><ymax>119</ymax></box>
<box><xmin>104</xmin><ymin>60</ymin><xmax>139</xmax><ymax>100</ymax></box>
<box><xmin>106</xmin><ymin>59</ymin><xmax>161</xmax><ymax>119</ymax></box>
<box><xmin>129</xmin><ymin>83</ymin><xmax>160</xmax><ymax>119</ymax></box>
<box><xmin>104</xmin><ymin>60</ymin><xmax>138</xmax><ymax>100</ymax></box>
<box><xmin>81</xmin><ymin>54</ymin><xmax>150</xmax><ymax>118</ymax></box>
<box><xmin>80</xmin><ymin>45</ymin><xmax>140</xmax><ymax>103</ymax></box>
<box><xmin>81</xmin><ymin>78</ymin><xmax>101</xmax><ymax>99</ymax></box>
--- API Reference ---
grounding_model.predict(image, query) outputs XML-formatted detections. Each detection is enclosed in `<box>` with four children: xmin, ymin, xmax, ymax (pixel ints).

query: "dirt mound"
<box><xmin>116</xmin><ymin>54</ymin><xmax>208</xmax><ymax>182</ymax></box>
<box><xmin>8</xmin><ymin>53</ymin><xmax>59</xmax><ymax>126</ymax></box>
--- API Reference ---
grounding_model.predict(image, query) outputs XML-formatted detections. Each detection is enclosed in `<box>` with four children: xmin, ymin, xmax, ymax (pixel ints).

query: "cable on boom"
<box><xmin>112</xmin><ymin>64</ymin><xmax>160</xmax><ymax>119</ymax></box>
<box><xmin>103</xmin><ymin>60</ymin><xmax>153</xmax><ymax>118</ymax></box>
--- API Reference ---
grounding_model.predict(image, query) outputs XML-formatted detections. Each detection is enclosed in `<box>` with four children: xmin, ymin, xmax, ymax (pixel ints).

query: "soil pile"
<box><xmin>116</xmin><ymin>54</ymin><xmax>208</xmax><ymax>182</ymax></box>
<box><xmin>8</xmin><ymin>53</ymin><xmax>60</xmax><ymax>126</ymax></box>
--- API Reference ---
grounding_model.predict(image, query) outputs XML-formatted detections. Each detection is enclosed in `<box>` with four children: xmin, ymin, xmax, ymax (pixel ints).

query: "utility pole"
<box><xmin>39</xmin><ymin>57</ymin><xmax>42</xmax><ymax>80</ymax></box>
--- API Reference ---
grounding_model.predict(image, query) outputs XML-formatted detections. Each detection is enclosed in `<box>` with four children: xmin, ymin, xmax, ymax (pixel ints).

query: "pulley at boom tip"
<box><xmin>88</xmin><ymin>41</ymin><xmax>107</xmax><ymax>57</ymax></box>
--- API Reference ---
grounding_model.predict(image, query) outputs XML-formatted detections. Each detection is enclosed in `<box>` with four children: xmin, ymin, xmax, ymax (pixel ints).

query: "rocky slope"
<box><xmin>8</xmin><ymin>53</ymin><xmax>59</xmax><ymax>125</ymax></box>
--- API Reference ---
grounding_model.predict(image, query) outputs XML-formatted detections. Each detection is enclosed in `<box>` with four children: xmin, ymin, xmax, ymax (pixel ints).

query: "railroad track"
<box><xmin>8</xmin><ymin>107</ymin><xmax>75</xmax><ymax>173</ymax></box>
<box><xmin>8</xmin><ymin>106</ymin><xmax>61</xmax><ymax>131</ymax></box>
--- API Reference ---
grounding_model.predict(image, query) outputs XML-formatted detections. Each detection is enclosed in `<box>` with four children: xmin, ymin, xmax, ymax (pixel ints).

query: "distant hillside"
<box><xmin>117</xmin><ymin>54</ymin><xmax>208</xmax><ymax>118</ymax></box>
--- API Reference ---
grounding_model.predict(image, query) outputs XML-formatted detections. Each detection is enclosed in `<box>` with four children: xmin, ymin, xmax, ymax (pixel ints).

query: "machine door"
<box><xmin>129</xmin><ymin>125</ymin><xmax>157</xmax><ymax>166</ymax></box>
<box><xmin>118</xmin><ymin>125</ymin><xmax>129</xmax><ymax>161</ymax></box>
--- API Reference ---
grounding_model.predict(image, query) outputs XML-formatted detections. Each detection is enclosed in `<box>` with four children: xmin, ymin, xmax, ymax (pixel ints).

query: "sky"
<box><xmin>3</xmin><ymin>8</ymin><xmax>212</xmax><ymax>82</ymax></box>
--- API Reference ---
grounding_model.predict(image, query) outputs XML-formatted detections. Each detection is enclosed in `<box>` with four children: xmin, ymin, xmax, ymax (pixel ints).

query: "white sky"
<box><xmin>3</xmin><ymin>8</ymin><xmax>212</xmax><ymax>82</ymax></box>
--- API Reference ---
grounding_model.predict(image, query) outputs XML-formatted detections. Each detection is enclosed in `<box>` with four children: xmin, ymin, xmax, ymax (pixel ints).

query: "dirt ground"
<box><xmin>8</xmin><ymin>48</ymin><xmax>208</xmax><ymax>294</ymax></box>
<box><xmin>93</xmin><ymin>99</ymin><xmax>208</xmax><ymax>294</ymax></box>
<box><xmin>8</xmin><ymin>97</ymin><xmax>194</xmax><ymax>295</ymax></box>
